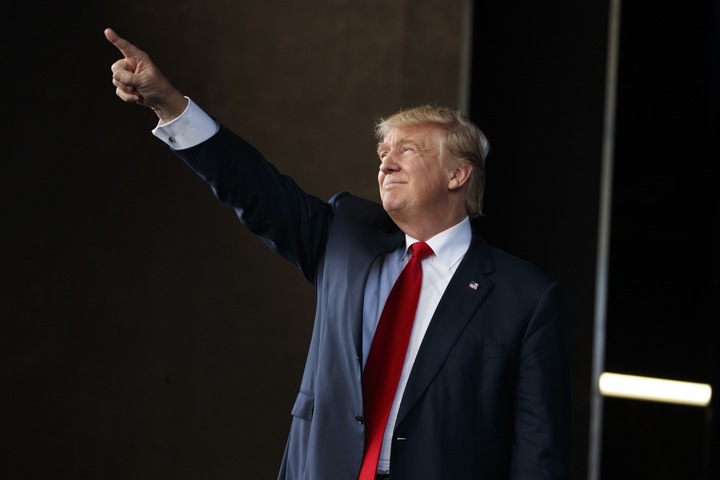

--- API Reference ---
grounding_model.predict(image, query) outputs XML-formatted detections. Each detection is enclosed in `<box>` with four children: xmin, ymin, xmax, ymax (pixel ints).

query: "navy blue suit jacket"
<box><xmin>175</xmin><ymin>124</ymin><xmax>572</xmax><ymax>480</ymax></box>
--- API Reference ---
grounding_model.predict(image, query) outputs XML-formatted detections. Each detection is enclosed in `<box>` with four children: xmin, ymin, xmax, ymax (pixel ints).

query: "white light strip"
<box><xmin>599</xmin><ymin>373</ymin><xmax>712</xmax><ymax>406</ymax></box>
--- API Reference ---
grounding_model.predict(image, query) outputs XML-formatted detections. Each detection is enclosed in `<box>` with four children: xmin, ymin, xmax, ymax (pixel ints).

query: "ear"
<box><xmin>447</xmin><ymin>162</ymin><xmax>472</xmax><ymax>191</ymax></box>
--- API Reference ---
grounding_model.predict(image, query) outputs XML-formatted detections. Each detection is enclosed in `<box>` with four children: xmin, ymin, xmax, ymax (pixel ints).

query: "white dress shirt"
<box><xmin>153</xmin><ymin>101</ymin><xmax>472</xmax><ymax>474</ymax></box>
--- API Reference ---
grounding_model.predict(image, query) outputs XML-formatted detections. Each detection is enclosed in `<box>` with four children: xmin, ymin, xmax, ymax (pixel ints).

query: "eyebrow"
<box><xmin>377</xmin><ymin>137</ymin><xmax>421</xmax><ymax>156</ymax></box>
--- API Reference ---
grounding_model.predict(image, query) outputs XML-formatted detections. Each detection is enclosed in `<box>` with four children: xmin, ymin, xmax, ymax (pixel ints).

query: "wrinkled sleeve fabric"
<box><xmin>171</xmin><ymin>122</ymin><xmax>339</xmax><ymax>286</ymax></box>
<box><xmin>511</xmin><ymin>280</ymin><xmax>572</xmax><ymax>479</ymax></box>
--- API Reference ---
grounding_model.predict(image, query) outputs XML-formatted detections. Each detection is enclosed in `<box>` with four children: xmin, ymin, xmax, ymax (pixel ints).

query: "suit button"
<box><xmin>355</xmin><ymin>415</ymin><xmax>364</xmax><ymax>424</ymax></box>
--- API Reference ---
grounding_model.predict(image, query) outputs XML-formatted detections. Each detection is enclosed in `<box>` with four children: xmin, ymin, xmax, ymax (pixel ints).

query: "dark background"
<box><xmin>470</xmin><ymin>1</ymin><xmax>719</xmax><ymax>479</ymax></box>
<box><xmin>600</xmin><ymin>1</ymin><xmax>719</xmax><ymax>478</ymax></box>
<box><xmin>2</xmin><ymin>0</ymin><xmax>718</xmax><ymax>479</ymax></box>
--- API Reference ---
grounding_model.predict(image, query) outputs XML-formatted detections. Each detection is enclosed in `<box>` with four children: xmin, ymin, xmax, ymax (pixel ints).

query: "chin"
<box><xmin>382</xmin><ymin>201</ymin><xmax>404</xmax><ymax>219</ymax></box>
<box><xmin>381</xmin><ymin>193</ymin><xmax>409</xmax><ymax>216</ymax></box>
<box><xmin>381</xmin><ymin>201</ymin><xmax>396</xmax><ymax>215</ymax></box>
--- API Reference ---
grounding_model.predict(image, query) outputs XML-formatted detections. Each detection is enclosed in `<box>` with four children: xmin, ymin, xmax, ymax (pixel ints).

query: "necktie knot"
<box><xmin>410</xmin><ymin>241</ymin><xmax>433</xmax><ymax>262</ymax></box>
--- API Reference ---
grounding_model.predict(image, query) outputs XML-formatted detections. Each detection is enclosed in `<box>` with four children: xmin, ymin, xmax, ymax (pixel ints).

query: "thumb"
<box><xmin>105</xmin><ymin>28</ymin><xmax>144</xmax><ymax>59</ymax></box>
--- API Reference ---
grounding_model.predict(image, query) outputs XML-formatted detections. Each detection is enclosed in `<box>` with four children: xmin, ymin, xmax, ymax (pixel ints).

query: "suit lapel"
<box><xmin>346</xmin><ymin>226</ymin><xmax>404</xmax><ymax>358</ymax></box>
<box><xmin>394</xmin><ymin>232</ymin><xmax>496</xmax><ymax>427</ymax></box>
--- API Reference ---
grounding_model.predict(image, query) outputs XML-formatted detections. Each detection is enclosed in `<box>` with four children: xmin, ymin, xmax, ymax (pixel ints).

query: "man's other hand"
<box><xmin>105</xmin><ymin>28</ymin><xmax>188</xmax><ymax>124</ymax></box>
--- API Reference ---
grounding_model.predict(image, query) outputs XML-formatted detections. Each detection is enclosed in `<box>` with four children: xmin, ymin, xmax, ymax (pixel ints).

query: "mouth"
<box><xmin>383</xmin><ymin>180</ymin><xmax>406</xmax><ymax>187</ymax></box>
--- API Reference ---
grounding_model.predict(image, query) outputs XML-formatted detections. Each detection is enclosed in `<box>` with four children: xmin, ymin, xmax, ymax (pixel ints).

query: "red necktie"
<box><xmin>358</xmin><ymin>241</ymin><xmax>434</xmax><ymax>480</ymax></box>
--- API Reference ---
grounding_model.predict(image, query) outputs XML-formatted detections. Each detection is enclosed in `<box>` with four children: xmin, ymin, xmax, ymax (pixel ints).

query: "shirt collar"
<box><xmin>396</xmin><ymin>216</ymin><xmax>472</xmax><ymax>270</ymax></box>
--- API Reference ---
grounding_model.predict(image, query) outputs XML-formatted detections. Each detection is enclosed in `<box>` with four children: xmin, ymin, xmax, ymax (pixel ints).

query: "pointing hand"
<box><xmin>105</xmin><ymin>28</ymin><xmax>187</xmax><ymax>123</ymax></box>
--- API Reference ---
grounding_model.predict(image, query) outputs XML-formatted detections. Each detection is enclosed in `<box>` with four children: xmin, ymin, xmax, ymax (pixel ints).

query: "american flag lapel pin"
<box><xmin>469</xmin><ymin>281</ymin><xmax>479</xmax><ymax>290</ymax></box>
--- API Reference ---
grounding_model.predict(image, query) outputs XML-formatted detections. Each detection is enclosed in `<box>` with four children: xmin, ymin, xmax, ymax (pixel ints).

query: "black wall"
<box><xmin>602</xmin><ymin>1</ymin><xmax>719</xmax><ymax>478</ymax></box>
<box><xmin>470</xmin><ymin>1</ymin><xmax>719</xmax><ymax>479</ymax></box>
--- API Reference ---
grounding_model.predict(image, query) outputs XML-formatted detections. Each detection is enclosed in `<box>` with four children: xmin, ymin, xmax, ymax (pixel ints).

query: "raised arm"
<box><xmin>104</xmin><ymin>28</ymin><xmax>336</xmax><ymax>285</ymax></box>
<box><xmin>105</xmin><ymin>28</ymin><xmax>187</xmax><ymax>124</ymax></box>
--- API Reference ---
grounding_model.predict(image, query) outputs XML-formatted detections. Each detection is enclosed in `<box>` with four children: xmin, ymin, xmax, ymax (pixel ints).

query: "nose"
<box><xmin>379</xmin><ymin>153</ymin><xmax>399</xmax><ymax>175</ymax></box>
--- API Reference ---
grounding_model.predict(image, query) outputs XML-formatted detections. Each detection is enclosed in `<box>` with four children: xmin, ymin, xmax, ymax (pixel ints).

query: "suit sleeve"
<box><xmin>511</xmin><ymin>280</ymin><xmax>572</xmax><ymax>480</ymax></box>
<box><xmin>172</xmin><ymin>123</ymin><xmax>340</xmax><ymax>286</ymax></box>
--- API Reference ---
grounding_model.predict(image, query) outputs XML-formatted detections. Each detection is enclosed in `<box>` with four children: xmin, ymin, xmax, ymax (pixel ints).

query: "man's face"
<box><xmin>377</xmin><ymin>125</ymin><xmax>452</xmax><ymax>220</ymax></box>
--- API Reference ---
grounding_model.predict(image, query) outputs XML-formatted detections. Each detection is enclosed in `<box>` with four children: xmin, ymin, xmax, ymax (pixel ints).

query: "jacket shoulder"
<box><xmin>328</xmin><ymin>192</ymin><xmax>397</xmax><ymax>232</ymax></box>
<box><xmin>486</xmin><ymin>244</ymin><xmax>557</xmax><ymax>296</ymax></box>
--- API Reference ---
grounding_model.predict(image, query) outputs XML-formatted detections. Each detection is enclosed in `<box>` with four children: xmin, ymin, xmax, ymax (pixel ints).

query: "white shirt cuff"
<box><xmin>152</xmin><ymin>97</ymin><xmax>219</xmax><ymax>150</ymax></box>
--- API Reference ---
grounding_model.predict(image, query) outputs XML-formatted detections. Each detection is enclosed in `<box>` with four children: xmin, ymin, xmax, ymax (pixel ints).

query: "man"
<box><xmin>106</xmin><ymin>28</ymin><xmax>571</xmax><ymax>480</ymax></box>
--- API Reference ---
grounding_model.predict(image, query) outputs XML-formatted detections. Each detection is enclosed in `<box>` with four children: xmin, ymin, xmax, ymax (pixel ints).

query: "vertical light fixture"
<box><xmin>588</xmin><ymin>1</ymin><xmax>622</xmax><ymax>479</ymax></box>
<box><xmin>458</xmin><ymin>0</ymin><xmax>474</xmax><ymax>116</ymax></box>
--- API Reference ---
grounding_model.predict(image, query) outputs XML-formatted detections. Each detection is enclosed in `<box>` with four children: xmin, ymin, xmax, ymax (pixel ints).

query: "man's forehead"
<box><xmin>379</xmin><ymin>124</ymin><xmax>442</xmax><ymax>148</ymax></box>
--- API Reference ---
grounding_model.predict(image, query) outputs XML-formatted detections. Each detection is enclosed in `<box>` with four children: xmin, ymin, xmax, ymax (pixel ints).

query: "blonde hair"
<box><xmin>375</xmin><ymin>105</ymin><xmax>490</xmax><ymax>217</ymax></box>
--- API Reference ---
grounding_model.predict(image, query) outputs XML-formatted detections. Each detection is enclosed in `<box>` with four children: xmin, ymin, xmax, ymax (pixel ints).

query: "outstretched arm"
<box><xmin>105</xmin><ymin>28</ymin><xmax>335</xmax><ymax>284</ymax></box>
<box><xmin>105</xmin><ymin>28</ymin><xmax>187</xmax><ymax>124</ymax></box>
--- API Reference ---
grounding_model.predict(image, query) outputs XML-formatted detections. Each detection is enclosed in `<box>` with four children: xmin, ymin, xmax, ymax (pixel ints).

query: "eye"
<box><xmin>403</xmin><ymin>147</ymin><xmax>414</xmax><ymax>154</ymax></box>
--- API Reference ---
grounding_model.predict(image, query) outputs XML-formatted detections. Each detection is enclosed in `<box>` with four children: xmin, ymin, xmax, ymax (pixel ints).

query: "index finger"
<box><xmin>104</xmin><ymin>28</ymin><xmax>143</xmax><ymax>58</ymax></box>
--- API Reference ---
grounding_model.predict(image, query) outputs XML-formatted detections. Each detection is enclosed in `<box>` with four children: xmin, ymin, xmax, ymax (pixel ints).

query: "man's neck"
<box><xmin>393</xmin><ymin>210</ymin><xmax>469</xmax><ymax>242</ymax></box>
